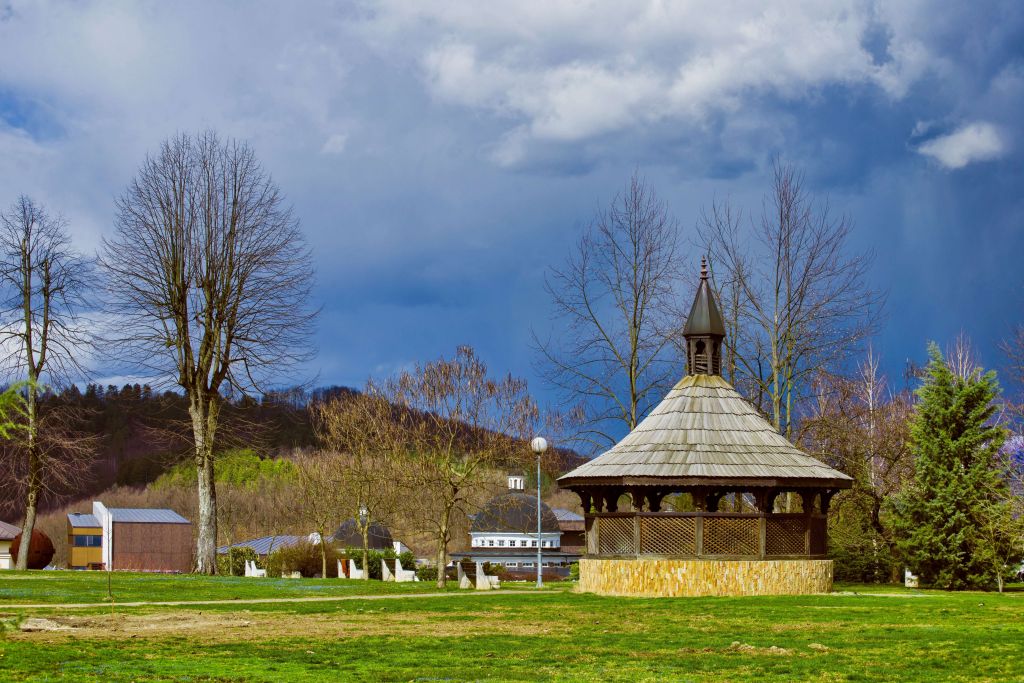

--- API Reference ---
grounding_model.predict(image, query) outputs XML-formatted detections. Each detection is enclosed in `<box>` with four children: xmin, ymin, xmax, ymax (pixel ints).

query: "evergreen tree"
<box><xmin>892</xmin><ymin>343</ymin><xmax>1016</xmax><ymax>589</ymax></box>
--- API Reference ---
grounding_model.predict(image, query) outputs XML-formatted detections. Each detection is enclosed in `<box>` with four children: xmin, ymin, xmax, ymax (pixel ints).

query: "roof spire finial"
<box><xmin>700</xmin><ymin>255</ymin><xmax>708</xmax><ymax>280</ymax></box>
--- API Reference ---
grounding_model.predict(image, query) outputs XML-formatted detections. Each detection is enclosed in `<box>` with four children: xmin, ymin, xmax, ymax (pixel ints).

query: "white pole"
<box><xmin>530</xmin><ymin>436</ymin><xmax>548</xmax><ymax>590</ymax></box>
<box><xmin>536</xmin><ymin>449</ymin><xmax>542</xmax><ymax>588</ymax></box>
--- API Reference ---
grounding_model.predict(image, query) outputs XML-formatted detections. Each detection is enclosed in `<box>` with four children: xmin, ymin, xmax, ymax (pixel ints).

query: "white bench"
<box><xmin>394</xmin><ymin>559</ymin><xmax>418</xmax><ymax>582</ymax></box>
<box><xmin>244</xmin><ymin>560</ymin><xmax>266</xmax><ymax>577</ymax></box>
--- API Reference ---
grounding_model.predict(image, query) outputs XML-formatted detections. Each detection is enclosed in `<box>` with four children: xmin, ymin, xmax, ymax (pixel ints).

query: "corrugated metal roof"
<box><xmin>108</xmin><ymin>508</ymin><xmax>190</xmax><ymax>524</ymax></box>
<box><xmin>217</xmin><ymin>535</ymin><xmax>302</xmax><ymax>556</ymax></box>
<box><xmin>552</xmin><ymin>508</ymin><xmax>584</xmax><ymax>522</ymax></box>
<box><xmin>0</xmin><ymin>520</ymin><xmax>20</xmax><ymax>540</ymax></box>
<box><xmin>559</xmin><ymin>374</ymin><xmax>852</xmax><ymax>486</ymax></box>
<box><xmin>67</xmin><ymin>513</ymin><xmax>100</xmax><ymax>528</ymax></box>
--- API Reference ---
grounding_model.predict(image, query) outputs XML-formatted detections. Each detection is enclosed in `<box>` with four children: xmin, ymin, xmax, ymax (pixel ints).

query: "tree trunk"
<box><xmin>435</xmin><ymin>514</ymin><xmax>450</xmax><ymax>588</ymax></box>
<box><xmin>190</xmin><ymin>398</ymin><xmax>219</xmax><ymax>575</ymax></box>
<box><xmin>15</xmin><ymin>462</ymin><xmax>39</xmax><ymax>570</ymax></box>
<box><xmin>15</xmin><ymin>381</ymin><xmax>39</xmax><ymax>571</ymax></box>
<box><xmin>320</xmin><ymin>527</ymin><xmax>328</xmax><ymax>579</ymax></box>
<box><xmin>361</xmin><ymin>522</ymin><xmax>370</xmax><ymax>581</ymax></box>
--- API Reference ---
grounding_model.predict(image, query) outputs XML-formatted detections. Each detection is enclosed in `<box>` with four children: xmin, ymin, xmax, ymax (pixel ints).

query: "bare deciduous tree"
<box><xmin>699</xmin><ymin>159</ymin><xmax>884</xmax><ymax>438</ymax></box>
<box><xmin>534</xmin><ymin>173</ymin><xmax>683</xmax><ymax>449</ymax></box>
<box><xmin>383</xmin><ymin>346</ymin><xmax>536</xmax><ymax>587</ymax></box>
<box><xmin>295</xmin><ymin>453</ymin><xmax>349</xmax><ymax>579</ymax></box>
<box><xmin>100</xmin><ymin>131</ymin><xmax>316</xmax><ymax>573</ymax></box>
<box><xmin>803</xmin><ymin>349</ymin><xmax>913</xmax><ymax>580</ymax></box>
<box><xmin>0</xmin><ymin>196</ymin><xmax>94</xmax><ymax>570</ymax></box>
<box><xmin>315</xmin><ymin>390</ymin><xmax>401</xmax><ymax>580</ymax></box>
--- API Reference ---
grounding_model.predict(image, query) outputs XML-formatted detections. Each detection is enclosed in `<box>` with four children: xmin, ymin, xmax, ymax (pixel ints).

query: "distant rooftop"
<box><xmin>67</xmin><ymin>513</ymin><xmax>100</xmax><ymax>528</ymax></box>
<box><xmin>0</xmin><ymin>520</ymin><xmax>20</xmax><ymax>540</ymax></box>
<box><xmin>552</xmin><ymin>508</ymin><xmax>583</xmax><ymax>522</ymax></box>
<box><xmin>108</xmin><ymin>508</ymin><xmax>190</xmax><ymax>524</ymax></box>
<box><xmin>217</xmin><ymin>535</ymin><xmax>302</xmax><ymax>556</ymax></box>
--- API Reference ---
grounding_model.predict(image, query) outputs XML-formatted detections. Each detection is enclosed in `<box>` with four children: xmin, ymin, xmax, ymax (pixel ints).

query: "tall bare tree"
<box><xmin>699</xmin><ymin>159</ymin><xmax>884</xmax><ymax>438</ymax></box>
<box><xmin>100</xmin><ymin>131</ymin><xmax>316</xmax><ymax>573</ymax></box>
<box><xmin>0</xmin><ymin>196</ymin><xmax>93</xmax><ymax>570</ymax></box>
<box><xmin>534</xmin><ymin>173</ymin><xmax>683</xmax><ymax>449</ymax></box>
<box><xmin>383</xmin><ymin>346</ymin><xmax>536</xmax><ymax>587</ymax></box>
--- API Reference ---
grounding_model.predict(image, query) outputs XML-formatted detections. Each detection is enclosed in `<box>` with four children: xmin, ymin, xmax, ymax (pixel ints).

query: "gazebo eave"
<box><xmin>559</xmin><ymin>474</ymin><xmax>853</xmax><ymax>491</ymax></box>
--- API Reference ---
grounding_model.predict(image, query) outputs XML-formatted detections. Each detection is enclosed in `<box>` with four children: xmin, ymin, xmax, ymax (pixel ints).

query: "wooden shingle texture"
<box><xmin>560</xmin><ymin>375</ymin><xmax>851</xmax><ymax>485</ymax></box>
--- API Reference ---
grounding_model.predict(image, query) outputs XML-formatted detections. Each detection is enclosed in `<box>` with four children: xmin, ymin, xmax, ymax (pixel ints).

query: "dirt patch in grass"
<box><xmin>7</xmin><ymin>608</ymin><xmax>556</xmax><ymax>644</ymax></box>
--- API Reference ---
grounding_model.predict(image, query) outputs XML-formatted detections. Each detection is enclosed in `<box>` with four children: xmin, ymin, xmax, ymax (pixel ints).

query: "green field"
<box><xmin>0</xmin><ymin>572</ymin><xmax>1022</xmax><ymax>682</ymax></box>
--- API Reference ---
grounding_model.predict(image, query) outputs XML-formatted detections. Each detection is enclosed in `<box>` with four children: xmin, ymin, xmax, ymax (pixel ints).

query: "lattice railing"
<box><xmin>639</xmin><ymin>516</ymin><xmax>697</xmax><ymax>555</ymax></box>
<box><xmin>585</xmin><ymin>513</ymin><xmax>826</xmax><ymax>558</ymax></box>
<box><xmin>596</xmin><ymin>516</ymin><xmax>636</xmax><ymax>555</ymax></box>
<box><xmin>766</xmin><ymin>517</ymin><xmax>806</xmax><ymax>556</ymax></box>
<box><xmin>701</xmin><ymin>517</ymin><xmax>759</xmax><ymax>556</ymax></box>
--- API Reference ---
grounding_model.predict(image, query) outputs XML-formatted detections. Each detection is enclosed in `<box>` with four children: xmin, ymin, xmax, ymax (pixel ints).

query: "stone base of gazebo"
<box><xmin>577</xmin><ymin>558</ymin><xmax>833</xmax><ymax>597</ymax></box>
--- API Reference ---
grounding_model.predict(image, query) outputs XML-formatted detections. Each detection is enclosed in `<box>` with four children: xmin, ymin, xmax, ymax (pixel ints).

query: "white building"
<box><xmin>451</xmin><ymin>475</ymin><xmax>580</xmax><ymax>571</ymax></box>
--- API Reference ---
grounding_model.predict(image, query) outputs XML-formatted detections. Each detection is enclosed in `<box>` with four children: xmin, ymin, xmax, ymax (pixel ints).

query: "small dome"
<box><xmin>330</xmin><ymin>519</ymin><xmax>394</xmax><ymax>550</ymax></box>
<box><xmin>471</xmin><ymin>492</ymin><xmax>560</xmax><ymax>534</ymax></box>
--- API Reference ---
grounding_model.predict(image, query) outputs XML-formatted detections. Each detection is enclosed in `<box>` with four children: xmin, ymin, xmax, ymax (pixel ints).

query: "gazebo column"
<box><xmin>577</xmin><ymin>490</ymin><xmax>593</xmax><ymax>514</ymax></box>
<box><xmin>820</xmin><ymin>490</ymin><xmax>836</xmax><ymax>515</ymax></box>
<box><xmin>706</xmin><ymin>490</ymin><xmax>725</xmax><ymax>512</ymax></box>
<box><xmin>628</xmin><ymin>489</ymin><xmax>646</xmax><ymax>512</ymax></box>
<box><xmin>604</xmin><ymin>488</ymin><xmax>624</xmax><ymax>513</ymax></box>
<box><xmin>647</xmin><ymin>490</ymin><xmax>666</xmax><ymax>512</ymax></box>
<box><xmin>692</xmin><ymin>489</ymin><xmax>708</xmax><ymax>512</ymax></box>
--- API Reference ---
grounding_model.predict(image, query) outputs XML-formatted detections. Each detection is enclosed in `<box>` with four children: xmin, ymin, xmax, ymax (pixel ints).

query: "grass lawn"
<box><xmin>0</xmin><ymin>570</ymin><xmax>454</xmax><ymax>605</ymax></box>
<box><xmin>0</xmin><ymin>573</ymin><xmax>1022</xmax><ymax>682</ymax></box>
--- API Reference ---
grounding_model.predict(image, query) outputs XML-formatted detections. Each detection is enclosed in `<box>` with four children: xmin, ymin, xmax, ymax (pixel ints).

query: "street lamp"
<box><xmin>530</xmin><ymin>436</ymin><xmax>548</xmax><ymax>589</ymax></box>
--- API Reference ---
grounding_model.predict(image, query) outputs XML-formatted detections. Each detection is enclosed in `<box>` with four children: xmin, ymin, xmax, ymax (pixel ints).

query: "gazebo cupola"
<box><xmin>682</xmin><ymin>257</ymin><xmax>725</xmax><ymax>376</ymax></box>
<box><xmin>558</xmin><ymin>259</ymin><xmax>853</xmax><ymax>597</ymax></box>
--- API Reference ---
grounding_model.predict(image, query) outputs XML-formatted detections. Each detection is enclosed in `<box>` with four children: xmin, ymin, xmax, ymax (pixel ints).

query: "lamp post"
<box><xmin>530</xmin><ymin>436</ymin><xmax>548</xmax><ymax>589</ymax></box>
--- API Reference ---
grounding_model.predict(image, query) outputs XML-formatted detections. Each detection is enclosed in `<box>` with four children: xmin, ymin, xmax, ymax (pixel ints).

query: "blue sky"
<box><xmin>1</xmin><ymin>1</ymin><xmax>1022</xmax><ymax>409</ymax></box>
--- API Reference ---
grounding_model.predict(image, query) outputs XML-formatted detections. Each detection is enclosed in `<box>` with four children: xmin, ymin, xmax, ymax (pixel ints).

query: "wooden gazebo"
<box><xmin>558</xmin><ymin>259</ymin><xmax>852</xmax><ymax>596</ymax></box>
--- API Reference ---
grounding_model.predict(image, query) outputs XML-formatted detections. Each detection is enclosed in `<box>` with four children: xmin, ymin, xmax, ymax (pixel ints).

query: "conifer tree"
<box><xmin>892</xmin><ymin>343</ymin><xmax>1016</xmax><ymax>589</ymax></box>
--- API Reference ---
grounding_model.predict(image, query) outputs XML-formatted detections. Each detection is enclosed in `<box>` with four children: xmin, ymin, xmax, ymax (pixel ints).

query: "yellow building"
<box><xmin>67</xmin><ymin>513</ymin><xmax>103</xmax><ymax>570</ymax></box>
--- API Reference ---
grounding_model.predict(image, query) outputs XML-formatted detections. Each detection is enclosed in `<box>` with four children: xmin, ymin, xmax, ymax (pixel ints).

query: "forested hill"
<box><xmin>0</xmin><ymin>383</ymin><xmax>355</xmax><ymax>515</ymax></box>
<box><xmin>2</xmin><ymin>383</ymin><xmax>585</xmax><ymax>517</ymax></box>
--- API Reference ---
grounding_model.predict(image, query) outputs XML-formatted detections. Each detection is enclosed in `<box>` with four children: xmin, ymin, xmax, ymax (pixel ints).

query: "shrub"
<box><xmin>415</xmin><ymin>565</ymin><xmax>438</xmax><ymax>582</ymax></box>
<box><xmin>569</xmin><ymin>562</ymin><xmax>579</xmax><ymax>581</ymax></box>
<box><xmin>217</xmin><ymin>546</ymin><xmax>260</xmax><ymax>577</ymax></box>
<box><xmin>266</xmin><ymin>540</ymin><xmax>340</xmax><ymax>578</ymax></box>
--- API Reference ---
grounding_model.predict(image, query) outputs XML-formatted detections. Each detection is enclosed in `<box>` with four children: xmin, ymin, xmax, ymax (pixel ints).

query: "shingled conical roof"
<box><xmin>559</xmin><ymin>375</ymin><xmax>851</xmax><ymax>489</ymax></box>
<box><xmin>682</xmin><ymin>257</ymin><xmax>725</xmax><ymax>338</ymax></box>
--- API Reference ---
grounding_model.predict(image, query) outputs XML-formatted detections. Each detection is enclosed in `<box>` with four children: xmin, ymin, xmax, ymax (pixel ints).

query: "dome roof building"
<box><xmin>470</xmin><ymin>491</ymin><xmax>560</xmax><ymax>535</ymax></box>
<box><xmin>330</xmin><ymin>519</ymin><xmax>394</xmax><ymax>550</ymax></box>
<box><xmin>450</xmin><ymin>475</ymin><xmax>580</xmax><ymax>574</ymax></box>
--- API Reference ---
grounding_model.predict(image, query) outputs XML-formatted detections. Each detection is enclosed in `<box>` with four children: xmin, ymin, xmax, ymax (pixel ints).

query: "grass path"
<box><xmin>0</xmin><ymin>587</ymin><xmax>544</xmax><ymax>610</ymax></box>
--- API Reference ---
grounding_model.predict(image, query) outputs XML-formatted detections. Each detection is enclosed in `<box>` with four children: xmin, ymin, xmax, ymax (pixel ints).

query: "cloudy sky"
<box><xmin>1</xmin><ymin>1</ymin><xmax>1022</xmax><ymax>405</ymax></box>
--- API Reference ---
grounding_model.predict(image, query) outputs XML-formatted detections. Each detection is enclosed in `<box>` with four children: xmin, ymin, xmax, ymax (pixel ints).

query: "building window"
<box><xmin>523</xmin><ymin>562</ymin><xmax>534</xmax><ymax>567</ymax></box>
<box><xmin>488</xmin><ymin>540</ymin><xmax>494</xmax><ymax>547</ymax></box>
<box><xmin>531</xmin><ymin>540</ymin><xmax>537</xmax><ymax>547</ymax></box>
<box><xmin>506</xmin><ymin>562</ymin><xmax>518</xmax><ymax>567</ymax></box>
<box><xmin>520</xmin><ymin>540</ymin><xmax>527</xmax><ymax>547</ymax></box>
<box><xmin>497</xmin><ymin>540</ymin><xmax>505</xmax><ymax>547</ymax></box>
<box><xmin>73</xmin><ymin>535</ymin><xmax>102</xmax><ymax>547</ymax></box>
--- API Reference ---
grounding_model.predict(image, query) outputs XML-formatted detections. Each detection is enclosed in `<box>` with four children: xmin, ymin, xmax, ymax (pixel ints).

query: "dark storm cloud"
<box><xmin>0</xmin><ymin>0</ymin><xmax>1022</xmax><ymax>399</ymax></box>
